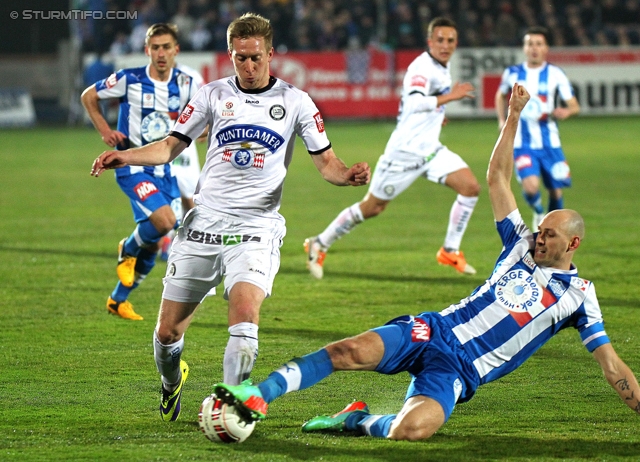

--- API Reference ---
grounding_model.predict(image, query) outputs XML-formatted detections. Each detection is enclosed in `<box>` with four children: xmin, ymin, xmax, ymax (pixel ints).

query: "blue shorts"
<box><xmin>116</xmin><ymin>173</ymin><xmax>181</xmax><ymax>224</ymax></box>
<box><xmin>371</xmin><ymin>312</ymin><xmax>479</xmax><ymax>422</ymax></box>
<box><xmin>514</xmin><ymin>147</ymin><xmax>571</xmax><ymax>190</ymax></box>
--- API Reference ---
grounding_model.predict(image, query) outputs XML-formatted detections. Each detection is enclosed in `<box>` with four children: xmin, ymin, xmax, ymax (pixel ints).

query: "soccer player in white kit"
<box><xmin>305</xmin><ymin>17</ymin><xmax>480</xmax><ymax>279</ymax></box>
<box><xmin>495</xmin><ymin>26</ymin><xmax>580</xmax><ymax>230</ymax></box>
<box><xmin>82</xmin><ymin>23</ymin><xmax>199</xmax><ymax>321</ymax></box>
<box><xmin>90</xmin><ymin>13</ymin><xmax>371</xmax><ymax>422</ymax></box>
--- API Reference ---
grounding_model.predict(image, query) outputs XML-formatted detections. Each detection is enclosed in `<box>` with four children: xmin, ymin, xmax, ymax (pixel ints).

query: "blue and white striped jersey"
<box><xmin>498</xmin><ymin>62</ymin><xmax>575</xmax><ymax>150</ymax></box>
<box><xmin>94</xmin><ymin>64</ymin><xmax>198</xmax><ymax>179</ymax></box>
<box><xmin>434</xmin><ymin>209</ymin><xmax>608</xmax><ymax>385</ymax></box>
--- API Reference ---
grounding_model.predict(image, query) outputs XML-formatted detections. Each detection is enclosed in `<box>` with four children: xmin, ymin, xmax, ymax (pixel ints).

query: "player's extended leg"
<box><xmin>303</xmin><ymin>394</ymin><xmax>445</xmax><ymax>440</ymax></box>
<box><xmin>214</xmin><ymin>330</ymin><xmax>385</xmax><ymax>420</ymax></box>
<box><xmin>387</xmin><ymin>395</ymin><xmax>446</xmax><ymax>440</ymax></box>
<box><xmin>223</xmin><ymin>282</ymin><xmax>265</xmax><ymax>385</ymax></box>
<box><xmin>306</xmin><ymin>193</ymin><xmax>389</xmax><ymax>279</ymax></box>
<box><xmin>155</xmin><ymin>298</ymin><xmax>199</xmax><ymax>421</ymax></box>
<box><xmin>109</xmin><ymin>205</ymin><xmax>177</xmax><ymax>320</ymax></box>
<box><xmin>437</xmin><ymin>167</ymin><xmax>480</xmax><ymax>275</ymax></box>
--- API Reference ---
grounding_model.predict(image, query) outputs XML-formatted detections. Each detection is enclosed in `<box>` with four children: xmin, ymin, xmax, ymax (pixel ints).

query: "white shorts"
<box><xmin>162</xmin><ymin>206</ymin><xmax>285</xmax><ymax>303</ymax></box>
<box><xmin>171</xmin><ymin>143</ymin><xmax>201</xmax><ymax>199</ymax></box>
<box><xmin>368</xmin><ymin>146</ymin><xmax>468</xmax><ymax>200</ymax></box>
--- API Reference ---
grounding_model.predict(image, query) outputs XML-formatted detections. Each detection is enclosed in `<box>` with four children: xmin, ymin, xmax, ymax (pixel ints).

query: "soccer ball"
<box><xmin>198</xmin><ymin>393</ymin><xmax>256</xmax><ymax>443</ymax></box>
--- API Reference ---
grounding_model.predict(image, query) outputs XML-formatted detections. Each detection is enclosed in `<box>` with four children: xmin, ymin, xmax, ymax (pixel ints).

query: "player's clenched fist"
<box><xmin>346</xmin><ymin>162</ymin><xmax>371</xmax><ymax>186</ymax></box>
<box><xmin>509</xmin><ymin>83</ymin><xmax>530</xmax><ymax>113</ymax></box>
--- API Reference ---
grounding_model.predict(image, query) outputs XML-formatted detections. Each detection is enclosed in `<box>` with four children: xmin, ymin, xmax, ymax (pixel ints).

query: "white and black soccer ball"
<box><xmin>198</xmin><ymin>393</ymin><xmax>256</xmax><ymax>443</ymax></box>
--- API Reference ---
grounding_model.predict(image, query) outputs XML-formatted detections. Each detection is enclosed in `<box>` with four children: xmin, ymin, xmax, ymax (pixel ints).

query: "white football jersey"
<box><xmin>498</xmin><ymin>62</ymin><xmax>575</xmax><ymax>150</ymax></box>
<box><xmin>384</xmin><ymin>52</ymin><xmax>450</xmax><ymax>158</ymax></box>
<box><xmin>171</xmin><ymin>76</ymin><xmax>330</xmax><ymax>221</ymax></box>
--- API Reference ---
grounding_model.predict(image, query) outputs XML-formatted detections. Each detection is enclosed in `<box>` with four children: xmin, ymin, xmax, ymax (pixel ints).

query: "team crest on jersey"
<box><xmin>221</xmin><ymin>99</ymin><xmax>236</xmax><ymax>118</ymax></box>
<box><xmin>134</xmin><ymin>181</ymin><xmax>159</xmax><ymax>200</ymax></box>
<box><xmin>269</xmin><ymin>104</ymin><xmax>285</xmax><ymax>120</ymax></box>
<box><xmin>222</xmin><ymin>145</ymin><xmax>265</xmax><ymax>170</ymax></box>
<box><xmin>571</xmin><ymin>277</ymin><xmax>589</xmax><ymax>292</ymax></box>
<box><xmin>495</xmin><ymin>269</ymin><xmax>557</xmax><ymax>326</ymax></box>
<box><xmin>141</xmin><ymin>111</ymin><xmax>172</xmax><ymax>142</ymax></box>
<box><xmin>520</xmin><ymin>93</ymin><xmax>548</xmax><ymax>121</ymax></box>
<box><xmin>167</xmin><ymin>95</ymin><xmax>181</xmax><ymax>111</ymax></box>
<box><xmin>411</xmin><ymin>318</ymin><xmax>431</xmax><ymax>342</ymax></box>
<box><xmin>142</xmin><ymin>93</ymin><xmax>155</xmax><ymax>109</ymax></box>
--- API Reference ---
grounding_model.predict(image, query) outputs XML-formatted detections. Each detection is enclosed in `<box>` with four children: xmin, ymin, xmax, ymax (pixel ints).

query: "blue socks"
<box><xmin>548</xmin><ymin>195</ymin><xmax>563</xmax><ymax>211</ymax></box>
<box><xmin>347</xmin><ymin>413</ymin><xmax>396</xmax><ymax>437</ymax></box>
<box><xmin>258</xmin><ymin>349</ymin><xmax>333</xmax><ymax>403</ymax></box>
<box><xmin>523</xmin><ymin>191</ymin><xmax>544</xmax><ymax>214</ymax></box>
<box><xmin>111</xmin><ymin>246</ymin><xmax>157</xmax><ymax>302</ymax></box>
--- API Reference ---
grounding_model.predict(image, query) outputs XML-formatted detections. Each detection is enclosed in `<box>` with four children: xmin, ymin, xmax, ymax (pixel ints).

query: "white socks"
<box><xmin>317</xmin><ymin>203</ymin><xmax>364</xmax><ymax>248</ymax></box>
<box><xmin>443</xmin><ymin>195</ymin><xmax>478</xmax><ymax>251</ymax></box>
<box><xmin>153</xmin><ymin>331</ymin><xmax>184</xmax><ymax>389</ymax></box>
<box><xmin>223</xmin><ymin>322</ymin><xmax>259</xmax><ymax>385</ymax></box>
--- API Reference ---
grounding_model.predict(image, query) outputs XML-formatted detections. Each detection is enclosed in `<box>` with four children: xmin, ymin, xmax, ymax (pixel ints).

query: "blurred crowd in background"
<box><xmin>75</xmin><ymin>0</ymin><xmax>640</xmax><ymax>55</ymax></box>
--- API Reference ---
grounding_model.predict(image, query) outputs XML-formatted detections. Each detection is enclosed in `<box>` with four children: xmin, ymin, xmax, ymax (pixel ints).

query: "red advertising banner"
<box><xmin>206</xmin><ymin>48</ymin><xmax>422</xmax><ymax>118</ymax></box>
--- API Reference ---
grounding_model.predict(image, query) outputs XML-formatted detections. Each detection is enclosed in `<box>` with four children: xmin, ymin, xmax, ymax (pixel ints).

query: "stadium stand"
<box><xmin>77</xmin><ymin>0</ymin><xmax>640</xmax><ymax>54</ymax></box>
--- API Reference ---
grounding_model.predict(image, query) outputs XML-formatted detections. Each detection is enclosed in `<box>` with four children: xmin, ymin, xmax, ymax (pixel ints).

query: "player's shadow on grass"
<box><xmin>219</xmin><ymin>434</ymin><xmax>640</xmax><ymax>461</ymax></box>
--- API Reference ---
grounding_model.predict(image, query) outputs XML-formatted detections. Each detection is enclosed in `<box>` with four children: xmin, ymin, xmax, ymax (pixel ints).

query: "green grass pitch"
<box><xmin>1</xmin><ymin>116</ymin><xmax>639</xmax><ymax>461</ymax></box>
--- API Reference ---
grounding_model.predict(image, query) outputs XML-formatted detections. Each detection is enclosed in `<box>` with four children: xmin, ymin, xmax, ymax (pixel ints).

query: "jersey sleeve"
<box><xmin>295</xmin><ymin>93</ymin><xmax>331</xmax><ymax>154</ymax></box>
<box><xmin>496</xmin><ymin>209</ymin><xmax>532</xmax><ymax>248</ymax></box>
<box><xmin>574</xmin><ymin>283</ymin><xmax>610</xmax><ymax>352</ymax></box>
<box><xmin>553</xmin><ymin>67</ymin><xmax>575</xmax><ymax>102</ymax></box>
<box><xmin>497</xmin><ymin>67</ymin><xmax>513</xmax><ymax>95</ymax></box>
<box><xmin>171</xmin><ymin>86</ymin><xmax>210</xmax><ymax>145</ymax></box>
<box><xmin>402</xmin><ymin>63</ymin><xmax>438</xmax><ymax>112</ymax></box>
<box><xmin>94</xmin><ymin>69</ymin><xmax>128</xmax><ymax>99</ymax></box>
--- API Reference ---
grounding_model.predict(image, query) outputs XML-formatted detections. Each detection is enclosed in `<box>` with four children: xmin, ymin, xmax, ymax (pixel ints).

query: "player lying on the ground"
<box><xmin>212</xmin><ymin>83</ymin><xmax>640</xmax><ymax>441</ymax></box>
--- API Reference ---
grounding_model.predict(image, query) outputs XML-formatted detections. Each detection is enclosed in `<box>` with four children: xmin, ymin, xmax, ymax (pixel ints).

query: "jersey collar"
<box><xmin>235</xmin><ymin>76</ymin><xmax>277</xmax><ymax>94</ymax></box>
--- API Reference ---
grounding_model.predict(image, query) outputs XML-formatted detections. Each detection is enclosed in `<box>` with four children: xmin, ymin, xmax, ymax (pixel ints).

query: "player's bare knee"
<box><xmin>326</xmin><ymin>338</ymin><xmax>361</xmax><ymax>369</ymax></box>
<box><xmin>155</xmin><ymin>326</ymin><xmax>181</xmax><ymax>345</ymax></box>
<box><xmin>459</xmin><ymin>181</ymin><xmax>481</xmax><ymax>197</ymax></box>
<box><xmin>387</xmin><ymin>420</ymin><xmax>436</xmax><ymax>441</ymax></box>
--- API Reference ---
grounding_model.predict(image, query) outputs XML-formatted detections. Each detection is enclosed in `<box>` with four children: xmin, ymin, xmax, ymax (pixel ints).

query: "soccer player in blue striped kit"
<box><xmin>495</xmin><ymin>26</ymin><xmax>580</xmax><ymax>231</ymax></box>
<box><xmin>82</xmin><ymin>23</ymin><xmax>199</xmax><ymax>320</ymax></box>
<box><xmin>214</xmin><ymin>83</ymin><xmax>640</xmax><ymax>441</ymax></box>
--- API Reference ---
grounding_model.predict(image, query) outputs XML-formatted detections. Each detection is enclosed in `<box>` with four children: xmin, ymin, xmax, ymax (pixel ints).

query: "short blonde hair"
<box><xmin>227</xmin><ymin>13</ymin><xmax>273</xmax><ymax>51</ymax></box>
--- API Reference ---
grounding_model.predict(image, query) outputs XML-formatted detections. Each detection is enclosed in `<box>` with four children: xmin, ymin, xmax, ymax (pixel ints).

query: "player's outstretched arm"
<box><xmin>90</xmin><ymin>135</ymin><xmax>187</xmax><ymax>177</ymax></box>
<box><xmin>487</xmin><ymin>83</ymin><xmax>530</xmax><ymax>222</ymax></box>
<box><xmin>311</xmin><ymin>148</ymin><xmax>370</xmax><ymax>186</ymax></box>
<box><xmin>592</xmin><ymin>343</ymin><xmax>640</xmax><ymax>415</ymax></box>
<box><xmin>436</xmin><ymin>81</ymin><xmax>475</xmax><ymax>107</ymax></box>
